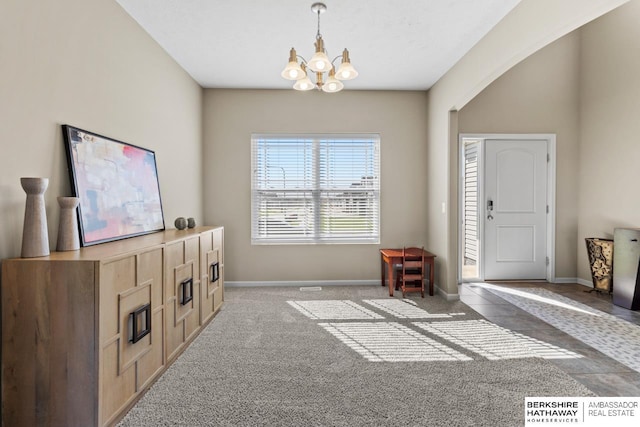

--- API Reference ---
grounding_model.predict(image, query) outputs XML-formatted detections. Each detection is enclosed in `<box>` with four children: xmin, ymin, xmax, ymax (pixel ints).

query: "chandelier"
<box><xmin>281</xmin><ymin>2</ymin><xmax>358</xmax><ymax>93</ymax></box>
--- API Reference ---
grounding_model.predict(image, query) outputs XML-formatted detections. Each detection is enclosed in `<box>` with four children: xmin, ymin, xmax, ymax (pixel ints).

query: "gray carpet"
<box><xmin>118</xmin><ymin>286</ymin><xmax>594</xmax><ymax>427</ymax></box>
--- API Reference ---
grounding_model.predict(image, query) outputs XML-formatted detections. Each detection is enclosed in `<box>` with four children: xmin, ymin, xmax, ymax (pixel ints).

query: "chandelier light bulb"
<box><xmin>293</xmin><ymin>78</ymin><xmax>314</xmax><ymax>91</ymax></box>
<box><xmin>322</xmin><ymin>68</ymin><xmax>344</xmax><ymax>93</ymax></box>
<box><xmin>293</xmin><ymin>65</ymin><xmax>314</xmax><ymax>91</ymax></box>
<box><xmin>307</xmin><ymin>37</ymin><xmax>332</xmax><ymax>73</ymax></box>
<box><xmin>281</xmin><ymin>48</ymin><xmax>305</xmax><ymax>81</ymax></box>
<box><xmin>335</xmin><ymin>49</ymin><xmax>358</xmax><ymax>81</ymax></box>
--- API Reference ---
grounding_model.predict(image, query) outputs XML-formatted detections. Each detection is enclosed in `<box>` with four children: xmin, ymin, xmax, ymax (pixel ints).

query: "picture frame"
<box><xmin>62</xmin><ymin>125</ymin><xmax>165</xmax><ymax>246</ymax></box>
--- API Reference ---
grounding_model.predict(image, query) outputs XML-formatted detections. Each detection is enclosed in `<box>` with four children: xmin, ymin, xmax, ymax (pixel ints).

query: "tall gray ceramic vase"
<box><xmin>20</xmin><ymin>177</ymin><xmax>50</xmax><ymax>258</ymax></box>
<box><xmin>57</xmin><ymin>196</ymin><xmax>80</xmax><ymax>251</ymax></box>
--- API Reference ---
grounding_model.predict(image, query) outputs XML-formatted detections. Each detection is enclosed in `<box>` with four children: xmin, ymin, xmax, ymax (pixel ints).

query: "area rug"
<box><xmin>479</xmin><ymin>283</ymin><xmax>640</xmax><ymax>373</ymax></box>
<box><xmin>118</xmin><ymin>286</ymin><xmax>594</xmax><ymax>427</ymax></box>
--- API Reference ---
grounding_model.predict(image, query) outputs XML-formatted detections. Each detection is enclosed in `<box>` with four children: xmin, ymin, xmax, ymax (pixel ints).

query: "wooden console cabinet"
<box><xmin>1</xmin><ymin>226</ymin><xmax>224</xmax><ymax>427</ymax></box>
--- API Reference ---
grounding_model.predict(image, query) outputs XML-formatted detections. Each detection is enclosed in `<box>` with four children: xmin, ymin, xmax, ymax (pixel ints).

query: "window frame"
<box><xmin>251</xmin><ymin>133</ymin><xmax>381</xmax><ymax>245</ymax></box>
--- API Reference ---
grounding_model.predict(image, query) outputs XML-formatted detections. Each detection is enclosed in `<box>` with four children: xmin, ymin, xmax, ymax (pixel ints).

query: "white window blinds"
<box><xmin>251</xmin><ymin>134</ymin><xmax>380</xmax><ymax>244</ymax></box>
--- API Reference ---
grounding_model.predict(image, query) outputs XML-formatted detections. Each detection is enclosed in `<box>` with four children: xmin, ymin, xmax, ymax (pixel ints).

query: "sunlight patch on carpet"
<box><xmin>288</xmin><ymin>297</ymin><xmax>584</xmax><ymax>364</ymax></box>
<box><xmin>414</xmin><ymin>320</ymin><xmax>583</xmax><ymax>360</ymax></box>
<box><xmin>287</xmin><ymin>300</ymin><xmax>384</xmax><ymax>320</ymax></box>
<box><xmin>319</xmin><ymin>322</ymin><xmax>472</xmax><ymax>362</ymax></box>
<box><xmin>362</xmin><ymin>299</ymin><xmax>466</xmax><ymax>319</ymax></box>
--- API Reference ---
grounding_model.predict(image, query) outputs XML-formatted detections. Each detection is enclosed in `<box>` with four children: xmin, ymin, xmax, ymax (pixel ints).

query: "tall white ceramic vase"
<box><xmin>56</xmin><ymin>196</ymin><xmax>80</xmax><ymax>251</ymax></box>
<box><xmin>20</xmin><ymin>177</ymin><xmax>50</xmax><ymax>258</ymax></box>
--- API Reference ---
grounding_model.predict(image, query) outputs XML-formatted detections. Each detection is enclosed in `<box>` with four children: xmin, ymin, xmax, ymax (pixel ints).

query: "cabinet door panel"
<box><xmin>165</xmin><ymin>309</ymin><xmax>184</xmax><ymax>361</ymax></box>
<box><xmin>165</xmin><ymin>237</ymin><xmax>200</xmax><ymax>361</ymax></box>
<box><xmin>139</xmin><ymin>248</ymin><xmax>164</xmax><ymax>309</ymax></box>
<box><xmin>184</xmin><ymin>237</ymin><xmax>201</xmax><ymax>335</ymax></box>
<box><xmin>135</xmin><ymin>248</ymin><xmax>165</xmax><ymax>389</ymax></box>
<box><xmin>100</xmin><ymin>257</ymin><xmax>136</xmax><ymax>344</ymax></box>
<box><xmin>99</xmin><ymin>256</ymin><xmax>137</xmax><ymax>425</ymax></box>
<box><xmin>119</xmin><ymin>283</ymin><xmax>153</xmax><ymax>373</ymax></box>
<box><xmin>212</xmin><ymin>228</ymin><xmax>224</xmax><ymax>312</ymax></box>
<box><xmin>174</xmin><ymin>262</ymin><xmax>196</xmax><ymax>324</ymax></box>
<box><xmin>185</xmin><ymin>237</ymin><xmax>200</xmax><ymax>276</ymax></box>
<box><xmin>138</xmin><ymin>308</ymin><xmax>165</xmax><ymax>390</ymax></box>
<box><xmin>100</xmin><ymin>247</ymin><xmax>164</xmax><ymax>426</ymax></box>
<box><xmin>100</xmin><ymin>342</ymin><xmax>136</xmax><ymax>426</ymax></box>
<box><xmin>165</xmin><ymin>242</ymin><xmax>185</xmax><ymax>361</ymax></box>
<box><xmin>213</xmin><ymin>273</ymin><xmax>224</xmax><ymax>312</ymax></box>
<box><xmin>201</xmin><ymin>228</ymin><xmax>224</xmax><ymax>322</ymax></box>
<box><xmin>185</xmin><ymin>280</ymin><xmax>201</xmax><ymax>340</ymax></box>
<box><xmin>200</xmin><ymin>231</ymin><xmax>216</xmax><ymax>323</ymax></box>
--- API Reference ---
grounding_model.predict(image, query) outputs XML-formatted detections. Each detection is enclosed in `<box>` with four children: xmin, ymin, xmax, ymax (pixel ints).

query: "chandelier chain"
<box><xmin>316</xmin><ymin>9</ymin><xmax>322</xmax><ymax>40</ymax></box>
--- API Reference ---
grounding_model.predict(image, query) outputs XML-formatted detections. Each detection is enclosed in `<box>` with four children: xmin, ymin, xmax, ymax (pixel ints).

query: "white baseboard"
<box><xmin>553</xmin><ymin>277</ymin><xmax>593</xmax><ymax>288</ymax></box>
<box><xmin>225</xmin><ymin>280</ymin><xmax>380</xmax><ymax>288</ymax></box>
<box><xmin>553</xmin><ymin>277</ymin><xmax>579</xmax><ymax>284</ymax></box>
<box><xmin>225</xmin><ymin>280</ymin><xmax>447</xmax><ymax>298</ymax></box>
<box><xmin>576</xmin><ymin>278</ymin><xmax>594</xmax><ymax>288</ymax></box>
<box><xmin>436</xmin><ymin>286</ymin><xmax>460</xmax><ymax>301</ymax></box>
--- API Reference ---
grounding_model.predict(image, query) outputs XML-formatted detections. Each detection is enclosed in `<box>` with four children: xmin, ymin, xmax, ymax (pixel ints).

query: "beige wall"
<box><xmin>203</xmin><ymin>89</ymin><xmax>428</xmax><ymax>283</ymax></box>
<box><xmin>0</xmin><ymin>0</ymin><xmax>203</xmax><ymax>261</ymax></box>
<box><xmin>577</xmin><ymin>0</ymin><xmax>640</xmax><ymax>282</ymax></box>
<box><xmin>458</xmin><ymin>31</ymin><xmax>581</xmax><ymax>279</ymax></box>
<box><xmin>426</xmin><ymin>0</ymin><xmax>628</xmax><ymax>296</ymax></box>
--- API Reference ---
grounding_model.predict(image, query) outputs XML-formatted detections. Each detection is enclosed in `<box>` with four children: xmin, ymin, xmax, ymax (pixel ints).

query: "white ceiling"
<box><xmin>116</xmin><ymin>0</ymin><xmax>521</xmax><ymax>91</ymax></box>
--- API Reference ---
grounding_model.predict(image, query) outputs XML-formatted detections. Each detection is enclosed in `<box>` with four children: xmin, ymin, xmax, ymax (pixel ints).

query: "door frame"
<box><xmin>458</xmin><ymin>134</ymin><xmax>556</xmax><ymax>283</ymax></box>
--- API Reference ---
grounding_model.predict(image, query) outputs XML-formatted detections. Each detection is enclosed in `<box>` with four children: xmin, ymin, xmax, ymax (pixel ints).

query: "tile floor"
<box><xmin>459</xmin><ymin>282</ymin><xmax>640</xmax><ymax>396</ymax></box>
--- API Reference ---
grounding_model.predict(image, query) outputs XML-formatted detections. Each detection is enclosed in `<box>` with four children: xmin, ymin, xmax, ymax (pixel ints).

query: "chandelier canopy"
<box><xmin>281</xmin><ymin>2</ymin><xmax>358</xmax><ymax>93</ymax></box>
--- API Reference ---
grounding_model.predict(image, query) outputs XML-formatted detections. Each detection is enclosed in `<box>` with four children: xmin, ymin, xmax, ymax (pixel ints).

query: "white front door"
<box><xmin>484</xmin><ymin>139</ymin><xmax>548</xmax><ymax>280</ymax></box>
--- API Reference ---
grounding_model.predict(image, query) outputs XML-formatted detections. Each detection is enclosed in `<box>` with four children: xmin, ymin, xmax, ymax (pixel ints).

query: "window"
<box><xmin>251</xmin><ymin>134</ymin><xmax>380</xmax><ymax>244</ymax></box>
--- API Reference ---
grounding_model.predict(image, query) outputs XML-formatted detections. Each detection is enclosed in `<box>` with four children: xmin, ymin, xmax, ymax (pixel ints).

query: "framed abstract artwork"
<box><xmin>62</xmin><ymin>125</ymin><xmax>165</xmax><ymax>246</ymax></box>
